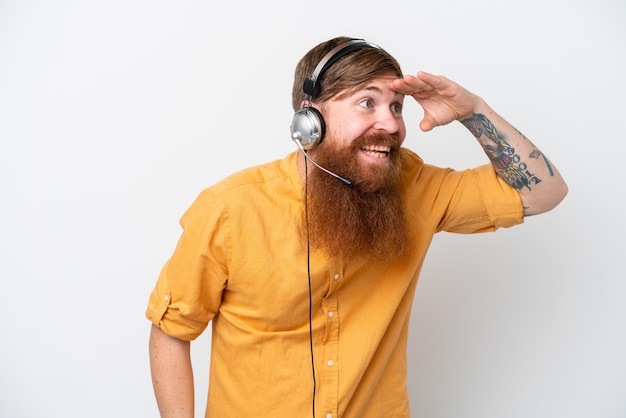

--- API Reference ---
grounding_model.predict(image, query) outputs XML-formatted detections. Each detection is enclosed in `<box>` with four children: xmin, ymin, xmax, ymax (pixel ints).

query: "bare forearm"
<box><xmin>149</xmin><ymin>324</ymin><xmax>194</xmax><ymax>418</ymax></box>
<box><xmin>460</xmin><ymin>98</ymin><xmax>568</xmax><ymax>215</ymax></box>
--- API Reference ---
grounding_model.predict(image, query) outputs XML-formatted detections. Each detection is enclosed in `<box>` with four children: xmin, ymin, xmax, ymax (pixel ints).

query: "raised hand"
<box><xmin>389</xmin><ymin>71</ymin><xmax>480</xmax><ymax>132</ymax></box>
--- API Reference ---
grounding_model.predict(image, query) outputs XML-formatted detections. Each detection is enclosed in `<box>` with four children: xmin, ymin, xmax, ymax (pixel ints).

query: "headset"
<box><xmin>290</xmin><ymin>39</ymin><xmax>380</xmax><ymax>150</ymax></box>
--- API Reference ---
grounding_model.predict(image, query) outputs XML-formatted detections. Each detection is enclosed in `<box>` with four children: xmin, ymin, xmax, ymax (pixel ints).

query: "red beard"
<box><xmin>302</xmin><ymin>132</ymin><xmax>409</xmax><ymax>263</ymax></box>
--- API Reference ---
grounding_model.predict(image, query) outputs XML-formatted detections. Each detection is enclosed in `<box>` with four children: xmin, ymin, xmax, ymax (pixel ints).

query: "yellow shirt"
<box><xmin>146</xmin><ymin>150</ymin><xmax>523</xmax><ymax>418</ymax></box>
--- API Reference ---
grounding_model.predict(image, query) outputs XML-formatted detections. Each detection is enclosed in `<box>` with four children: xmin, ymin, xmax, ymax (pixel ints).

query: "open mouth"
<box><xmin>361</xmin><ymin>144</ymin><xmax>391</xmax><ymax>159</ymax></box>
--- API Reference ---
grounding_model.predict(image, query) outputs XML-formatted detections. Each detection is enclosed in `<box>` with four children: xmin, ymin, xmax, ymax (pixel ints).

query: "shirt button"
<box><xmin>326</xmin><ymin>414</ymin><xmax>333</xmax><ymax>418</ymax></box>
<box><xmin>333</xmin><ymin>273</ymin><xmax>340</xmax><ymax>280</ymax></box>
<box><xmin>328</xmin><ymin>311</ymin><xmax>334</xmax><ymax>318</ymax></box>
<box><xmin>327</xmin><ymin>360</ymin><xmax>334</xmax><ymax>367</ymax></box>
<box><xmin>163</xmin><ymin>294</ymin><xmax>169</xmax><ymax>301</ymax></box>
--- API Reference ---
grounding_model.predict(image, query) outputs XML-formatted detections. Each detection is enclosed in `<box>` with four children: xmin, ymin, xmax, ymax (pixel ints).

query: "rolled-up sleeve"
<box><xmin>472</xmin><ymin>163</ymin><xmax>525</xmax><ymax>231</ymax></box>
<box><xmin>145</xmin><ymin>188</ymin><xmax>230</xmax><ymax>341</ymax></box>
<box><xmin>412</xmin><ymin>161</ymin><xmax>524</xmax><ymax>234</ymax></box>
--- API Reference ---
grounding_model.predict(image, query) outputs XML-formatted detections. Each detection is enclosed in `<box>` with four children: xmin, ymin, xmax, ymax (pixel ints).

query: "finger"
<box><xmin>417</xmin><ymin>71</ymin><xmax>450</xmax><ymax>90</ymax></box>
<box><xmin>388</xmin><ymin>78</ymin><xmax>414</xmax><ymax>95</ymax></box>
<box><xmin>389</xmin><ymin>74</ymin><xmax>433</xmax><ymax>95</ymax></box>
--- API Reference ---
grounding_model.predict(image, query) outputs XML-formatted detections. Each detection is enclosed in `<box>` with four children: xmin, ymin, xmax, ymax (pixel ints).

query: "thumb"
<box><xmin>420</xmin><ymin>114</ymin><xmax>437</xmax><ymax>132</ymax></box>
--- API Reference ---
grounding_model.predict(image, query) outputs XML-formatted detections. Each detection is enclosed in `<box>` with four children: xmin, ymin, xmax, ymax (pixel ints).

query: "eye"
<box><xmin>391</xmin><ymin>102</ymin><xmax>403</xmax><ymax>114</ymax></box>
<box><xmin>359</xmin><ymin>98</ymin><xmax>374</xmax><ymax>109</ymax></box>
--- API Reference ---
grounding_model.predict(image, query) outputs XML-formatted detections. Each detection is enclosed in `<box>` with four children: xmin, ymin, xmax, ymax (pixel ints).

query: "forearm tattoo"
<box><xmin>461</xmin><ymin>113</ymin><xmax>553</xmax><ymax>191</ymax></box>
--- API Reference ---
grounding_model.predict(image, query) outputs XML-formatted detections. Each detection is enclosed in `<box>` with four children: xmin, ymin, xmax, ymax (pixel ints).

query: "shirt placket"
<box><xmin>318</xmin><ymin>260</ymin><xmax>343</xmax><ymax>418</ymax></box>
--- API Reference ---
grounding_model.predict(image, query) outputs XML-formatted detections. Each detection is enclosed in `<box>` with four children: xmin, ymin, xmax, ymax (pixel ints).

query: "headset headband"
<box><xmin>302</xmin><ymin>39</ymin><xmax>379</xmax><ymax>97</ymax></box>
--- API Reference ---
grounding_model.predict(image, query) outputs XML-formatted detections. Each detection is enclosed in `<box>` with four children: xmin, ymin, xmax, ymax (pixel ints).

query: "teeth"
<box><xmin>363</xmin><ymin>145</ymin><xmax>391</xmax><ymax>152</ymax></box>
<box><xmin>362</xmin><ymin>145</ymin><xmax>391</xmax><ymax>158</ymax></box>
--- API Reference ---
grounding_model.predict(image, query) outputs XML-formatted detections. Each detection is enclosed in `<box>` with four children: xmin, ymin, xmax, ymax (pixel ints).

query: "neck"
<box><xmin>296</xmin><ymin>149</ymin><xmax>307</xmax><ymax>181</ymax></box>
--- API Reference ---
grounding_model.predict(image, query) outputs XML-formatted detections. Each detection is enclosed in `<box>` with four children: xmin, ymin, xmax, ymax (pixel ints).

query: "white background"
<box><xmin>1</xmin><ymin>1</ymin><xmax>624</xmax><ymax>417</ymax></box>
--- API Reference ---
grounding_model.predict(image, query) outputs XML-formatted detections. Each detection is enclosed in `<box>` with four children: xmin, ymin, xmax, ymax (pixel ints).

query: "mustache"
<box><xmin>350</xmin><ymin>131</ymin><xmax>403</xmax><ymax>150</ymax></box>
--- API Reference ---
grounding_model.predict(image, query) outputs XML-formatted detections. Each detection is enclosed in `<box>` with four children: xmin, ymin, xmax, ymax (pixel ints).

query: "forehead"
<box><xmin>336</xmin><ymin>74</ymin><xmax>404</xmax><ymax>101</ymax></box>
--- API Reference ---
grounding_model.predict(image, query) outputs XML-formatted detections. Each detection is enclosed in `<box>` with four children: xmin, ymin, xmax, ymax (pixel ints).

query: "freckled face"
<box><xmin>305</xmin><ymin>75</ymin><xmax>407</xmax><ymax>191</ymax></box>
<box><xmin>314</xmin><ymin>75</ymin><xmax>406</xmax><ymax>168</ymax></box>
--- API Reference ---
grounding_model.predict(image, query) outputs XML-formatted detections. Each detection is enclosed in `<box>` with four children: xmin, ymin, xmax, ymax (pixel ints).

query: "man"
<box><xmin>146</xmin><ymin>36</ymin><xmax>567</xmax><ymax>418</ymax></box>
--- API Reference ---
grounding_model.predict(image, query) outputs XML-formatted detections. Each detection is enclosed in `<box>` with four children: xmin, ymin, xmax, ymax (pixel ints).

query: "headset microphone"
<box><xmin>291</xmin><ymin>134</ymin><xmax>354</xmax><ymax>188</ymax></box>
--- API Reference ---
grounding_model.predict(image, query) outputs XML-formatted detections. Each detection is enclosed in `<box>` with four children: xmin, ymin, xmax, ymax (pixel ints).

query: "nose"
<box><xmin>374</xmin><ymin>107</ymin><xmax>402</xmax><ymax>134</ymax></box>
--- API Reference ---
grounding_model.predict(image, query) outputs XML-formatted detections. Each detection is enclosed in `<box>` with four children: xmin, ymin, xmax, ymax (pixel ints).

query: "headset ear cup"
<box><xmin>293</xmin><ymin>40</ymin><xmax>377</xmax><ymax>151</ymax></box>
<box><xmin>290</xmin><ymin>107</ymin><xmax>326</xmax><ymax>150</ymax></box>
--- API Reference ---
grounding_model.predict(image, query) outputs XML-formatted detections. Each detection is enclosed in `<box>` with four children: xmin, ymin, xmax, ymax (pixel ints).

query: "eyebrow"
<box><xmin>362</xmin><ymin>84</ymin><xmax>384</xmax><ymax>94</ymax></box>
<box><xmin>361</xmin><ymin>84</ymin><xmax>404</xmax><ymax>101</ymax></box>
